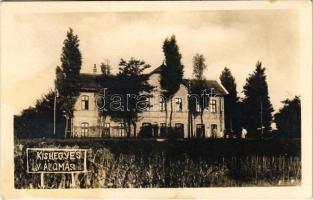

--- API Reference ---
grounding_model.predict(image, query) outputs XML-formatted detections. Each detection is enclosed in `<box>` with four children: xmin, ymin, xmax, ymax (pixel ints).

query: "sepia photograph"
<box><xmin>0</xmin><ymin>1</ymin><xmax>312</xmax><ymax>199</ymax></box>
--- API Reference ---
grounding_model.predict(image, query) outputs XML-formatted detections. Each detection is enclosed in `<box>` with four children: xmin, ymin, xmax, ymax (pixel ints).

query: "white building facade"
<box><xmin>72</xmin><ymin>67</ymin><xmax>228</xmax><ymax>138</ymax></box>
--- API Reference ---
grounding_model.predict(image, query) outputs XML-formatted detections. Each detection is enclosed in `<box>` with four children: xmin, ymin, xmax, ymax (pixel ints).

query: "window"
<box><xmin>159</xmin><ymin>97</ymin><xmax>166</xmax><ymax>111</ymax></box>
<box><xmin>119</xmin><ymin>123</ymin><xmax>125</xmax><ymax>136</ymax></box>
<box><xmin>102</xmin><ymin>123</ymin><xmax>110</xmax><ymax>137</ymax></box>
<box><xmin>104</xmin><ymin>123</ymin><xmax>110</xmax><ymax>128</ymax></box>
<box><xmin>175</xmin><ymin>98</ymin><xmax>183</xmax><ymax>112</ymax></box>
<box><xmin>211</xmin><ymin>124</ymin><xmax>218</xmax><ymax>138</ymax></box>
<box><xmin>175</xmin><ymin>123</ymin><xmax>184</xmax><ymax>138</ymax></box>
<box><xmin>81</xmin><ymin>95</ymin><xmax>89</xmax><ymax>110</ymax></box>
<box><xmin>196</xmin><ymin>103</ymin><xmax>201</xmax><ymax>112</ymax></box>
<box><xmin>81</xmin><ymin>122</ymin><xmax>89</xmax><ymax>137</ymax></box>
<box><xmin>145</xmin><ymin>97</ymin><xmax>151</xmax><ymax>111</ymax></box>
<box><xmin>196</xmin><ymin>124</ymin><xmax>205</xmax><ymax>138</ymax></box>
<box><xmin>160</xmin><ymin>123</ymin><xmax>166</xmax><ymax>127</ymax></box>
<box><xmin>140</xmin><ymin>123</ymin><xmax>153</xmax><ymax>138</ymax></box>
<box><xmin>175</xmin><ymin>123</ymin><xmax>184</xmax><ymax>129</ymax></box>
<box><xmin>210</xmin><ymin>99</ymin><xmax>217</xmax><ymax>113</ymax></box>
<box><xmin>142</xmin><ymin>122</ymin><xmax>152</xmax><ymax>127</ymax></box>
<box><xmin>196</xmin><ymin>124</ymin><xmax>205</xmax><ymax>129</ymax></box>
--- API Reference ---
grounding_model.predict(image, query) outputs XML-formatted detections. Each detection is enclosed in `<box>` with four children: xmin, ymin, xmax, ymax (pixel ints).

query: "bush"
<box><xmin>138</xmin><ymin>126</ymin><xmax>153</xmax><ymax>138</ymax></box>
<box><xmin>159</xmin><ymin>126</ymin><xmax>183</xmax><ymax>139</ymax></box>
<box><xmin>14</xmin><ymin>138</ymin><xmax>301</xmax><ymax>188</ymax></box>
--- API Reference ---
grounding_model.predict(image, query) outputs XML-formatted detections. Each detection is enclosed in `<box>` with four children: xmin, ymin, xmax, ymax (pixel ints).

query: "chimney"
<box><xmin>93</xmin><ymin>64</ymin><xmax>97</xmax><ymax>74</ymax></box>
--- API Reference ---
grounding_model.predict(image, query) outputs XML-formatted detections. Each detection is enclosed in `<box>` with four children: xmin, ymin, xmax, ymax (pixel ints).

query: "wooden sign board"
<box><xmin>26</xmin><ymin>148</ymin><xmax>87</xmax><ymax>173</ymax></box>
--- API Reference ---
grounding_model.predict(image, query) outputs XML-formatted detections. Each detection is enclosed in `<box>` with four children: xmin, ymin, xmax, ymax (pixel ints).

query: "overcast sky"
<box><xmin>2</xmin><ymin>9</ymin><xmax>300</xmax><ymax>114</ymax></box>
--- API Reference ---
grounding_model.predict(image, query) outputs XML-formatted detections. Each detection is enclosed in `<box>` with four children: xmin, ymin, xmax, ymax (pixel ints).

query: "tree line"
<box><xmin>14</xmin><ymin>28</ymin><xmax>301</xmax><ymax>139</ymax></box>
<box><xmin>220</xmin><ymin>63</ymin><xmax>300</xmax><ymax>139</ymax></box>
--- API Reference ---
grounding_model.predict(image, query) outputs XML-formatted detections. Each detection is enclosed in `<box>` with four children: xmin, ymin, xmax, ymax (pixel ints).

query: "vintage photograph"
<box><xmin>1</xmin><ymin>1</ymin><xmax>310</xmax><ymax>194</ymax></box>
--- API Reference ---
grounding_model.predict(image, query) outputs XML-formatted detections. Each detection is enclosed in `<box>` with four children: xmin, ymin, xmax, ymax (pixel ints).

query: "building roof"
<box><xmin>182</xmin><ymin>79</ymin><xmax>228</xmax><ymax>96</ymax></box>
<box><xmin>79</xmin><ymin>73</ymin><xmax>102</xmax><ymax>92</ymax></box>
<box><xmin>78</xmin><ymin>66</ymin><xmax>228</xmax><ymax>95</ymax></box>
<box><xmin>148</xmin><ymin>64</ymin><xmax>164</xmax><ymax>75</ymax></box>
<box><xmin>149</xmin><ymin>65</ymin><xmax>228</xmax><ymax>95</ymax></box>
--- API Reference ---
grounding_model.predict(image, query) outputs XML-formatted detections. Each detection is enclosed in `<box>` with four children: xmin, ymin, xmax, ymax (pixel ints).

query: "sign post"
<box><xmin>26</xmin><ymin>148</ymin><xmax>87</xmax><ymax>188</ymax></box>
<box><xmin>40</xmin><ymin>173</ymin><xmax>44</xmax><ymax>188</ymax></box>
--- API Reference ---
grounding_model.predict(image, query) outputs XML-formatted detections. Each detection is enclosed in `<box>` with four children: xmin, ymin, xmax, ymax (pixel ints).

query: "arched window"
<box><xmin>81</xmin><ymin>122</ymin><xmax>89</xmax><ymax>137</ymax></box>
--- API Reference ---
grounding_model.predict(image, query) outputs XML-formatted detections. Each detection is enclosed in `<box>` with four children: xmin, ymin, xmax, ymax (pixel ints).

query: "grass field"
<box><xmin>14</xmin><ymin>138</ymin><xmax>301</xmax><ymax>188</ymax></box>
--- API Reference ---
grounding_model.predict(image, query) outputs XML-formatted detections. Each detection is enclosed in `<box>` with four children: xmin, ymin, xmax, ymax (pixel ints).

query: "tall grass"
<box><xmin>14</xmin><ymin>139</ymin><xmax>301</xmax><ymax>188</ymax></box>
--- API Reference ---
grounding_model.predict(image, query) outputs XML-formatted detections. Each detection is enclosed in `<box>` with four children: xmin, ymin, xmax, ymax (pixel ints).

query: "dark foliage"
<box><xmin>160</xmin><ymin>35</ymin><xmax>184</xmax><ymax>127</ymax></box>
<box><xmin>192</xmin><ymin>54</ymin><xmax>207</xmax><ymax>80</ymax></box>
<box><xmin>15</xmin><ymin>138</ymin><xmax>301</xmax><ymax>157</ymax></box>
<box><xmin>98</xmin><ymin>58</ymin><xmax>154</xmax><ymax>137</ymax></box>
<box><xmin>219</xmin><ymin>67</ymin><xmax>241</xmax><ymax>136</ymax></box>
<box><xmin>15</xmin><ymin>139</ymin><xmax>301</xmax><ymax>188</ymax></box>
<box><xmin>242</xmin><ymin>61</ymin><xmax>274</xmax><ymax>138</ymax></box>
<box><xmin>274</xmin><ymin>96</ymin><xmax>301</xmax><ymax>138</ymax></box>
<box><xmin>138</xmin><ymin>126</ymin><xmax>154</xmax><ymax>138</ymax></box>
<box><xmin>55</xmin><ymin>28</ymin><xmax>82</xmax><ymax>118</ymax></box>
<box><xmin>15</xmin><ymin>28</ymin><xmax>82</xmax><ymax>139</ymax></box>
<box><xmin>14</xmin><ymin>91</ymin><xmax>65</xmax><ymax>138</ymax></box>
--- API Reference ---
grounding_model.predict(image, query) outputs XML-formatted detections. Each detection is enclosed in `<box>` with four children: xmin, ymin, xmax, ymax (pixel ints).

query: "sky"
<box><xmin>2</xmin><ymin>9</ymin><xmax>300</xmax><ymax>115</ymax></box>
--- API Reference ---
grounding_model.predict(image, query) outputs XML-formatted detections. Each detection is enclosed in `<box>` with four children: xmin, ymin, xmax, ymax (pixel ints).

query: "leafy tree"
<box><xmin>160</xmin><ymin>35</ymin><xmax>184</xmax><ymax>127</ymax></box>
<box><xmin>242</xmin><ymin>61</ymin><xmax>274</xmax><ymax>138</ymax></box>
<box><xmin>99</xmin><ymin>58</ymin><xmax>153</xmax><ymax>137</ymax></box>
<box><xmin>193</xmin><ymin>54</ymin><xmax>207</xmax><ymax>80</ymax></box>
<box><xmin>55</xmin><ymin>28</ymin><xmax>82</xmax><ymax>138</ymax></box>
<box><xmin>219</xmin><ymin>67</ymin><xmax>241</xmax><ymax>137</ymax></box>
<box><xmin>14</xmin><ymin>90</ymin><xmax>65</xmax><ymax>139</ymax></box>
<box><xmin>274</xmin><ymin>96</ymin><xmax>301</xmax><ymax>138</ymax></box>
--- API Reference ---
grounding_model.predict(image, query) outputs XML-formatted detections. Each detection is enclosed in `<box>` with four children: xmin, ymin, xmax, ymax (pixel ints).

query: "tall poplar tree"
<box><xmin>100</xmin><ymin>59</ymin><xmax>112</xmax><ymax>76</ymax></box>
<box><xmin>219</xmin><ymin>67</ymin><xmax>240</xmax><ymax>136</ymax></box>
<box><xmin>190</xmin><ymin>54</ymin><xmax>208</xmax><ymax>137</ymax></box>
<box><xmin>55</xmin><ymin>28</ymin><xmax>82</xmax><ymax>138</ymax></box>
<box><xmin>193</xmin><ymin>54</ymin><xmax>207</xmax><ymax>80</ymax></box>
<box><xmin>160</xmin><ymin>35</ymin><xmax>184</xmax><ymax>127</ymax></box>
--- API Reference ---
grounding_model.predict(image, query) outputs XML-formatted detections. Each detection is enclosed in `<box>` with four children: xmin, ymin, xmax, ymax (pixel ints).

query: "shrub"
<box><xmin>14</xmin><ymin>139</ymin><xmax>301</xmax><ymax>188</ymax></box>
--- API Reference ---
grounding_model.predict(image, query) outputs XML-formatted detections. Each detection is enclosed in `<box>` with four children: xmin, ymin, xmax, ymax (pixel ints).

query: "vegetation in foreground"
<box><xmin>14</xmin><ymin>139</ymin><xmax>301</xmax><ymax>188</ymax></box>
